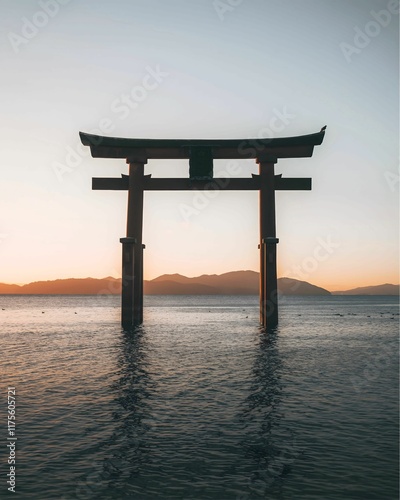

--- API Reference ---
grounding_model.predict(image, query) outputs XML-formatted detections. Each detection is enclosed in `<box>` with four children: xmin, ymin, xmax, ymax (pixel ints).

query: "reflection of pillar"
<box><xmin>258</xmin><ymin>158</ymin><xmax>279</xmax><ymax>329</ymax></box>
<box><xmin>120</xmin><ymin>237</ymin><xmax>136</xmax><ymax>328</ymax></box>
<box><xmin>126</xmin><ymin>158</ymin><xmax>146</xmax><ymax>327</ymax></box>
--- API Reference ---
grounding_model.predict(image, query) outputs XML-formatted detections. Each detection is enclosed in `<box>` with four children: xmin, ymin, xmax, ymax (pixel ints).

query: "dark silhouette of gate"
<box><xmin>80</xmin><ymin>126</ymin><xmax>326</xmax><ymax>329</ymax></box>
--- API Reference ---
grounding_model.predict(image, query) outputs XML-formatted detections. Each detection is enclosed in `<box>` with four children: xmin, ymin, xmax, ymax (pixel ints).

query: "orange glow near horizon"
<box><xmin>0</xmin><ymin>182</ymin><xmax>398</xmax><ymax>292</ymax></box>
<box><xmin>3</xmin><ymin>255</ymin><xmax>398</xmax><ymax>293</ymax></box>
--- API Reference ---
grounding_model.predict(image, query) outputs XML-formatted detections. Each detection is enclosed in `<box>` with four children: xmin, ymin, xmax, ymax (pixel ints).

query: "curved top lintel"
<box><xmin>79</xmin><ymin>127</ymin><xmax>326</xmax><ymax>160</ymax></box>
<box><xmin>79</xmin><ymin>127</ymin><xmax>326</xmax><ymax>149</ymax></box>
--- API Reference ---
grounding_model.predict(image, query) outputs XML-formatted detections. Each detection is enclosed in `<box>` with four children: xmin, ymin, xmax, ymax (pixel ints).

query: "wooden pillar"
<box><xmin>258</xmin><ymin>157</ymin><xmax>279</xmax><ymax>329</ymax></box>
<box><xmin>124</xmin><ymin>157</ymin><xmax>147</xmax><ymax>326</ymax></box>
<box><xmin>259</xmin><ymin>239</ymin><xmax>265</xmax><ymax>326</ymax></box>
<box><xmin>138</xmin><ymin>244</ymin><xmax>145</xmax><ymax>324</ymax></box>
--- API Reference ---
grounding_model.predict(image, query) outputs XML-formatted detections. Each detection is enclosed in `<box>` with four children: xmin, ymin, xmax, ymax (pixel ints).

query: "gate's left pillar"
<box><xmin>258</xmin><ymin>156</ymin><xmax>279</xmax><ymax>329</ymax></box>
<box><xmin>125</xmin><ymin>156</ymin><xmax>147</xmax><ymax>327</ymax></box>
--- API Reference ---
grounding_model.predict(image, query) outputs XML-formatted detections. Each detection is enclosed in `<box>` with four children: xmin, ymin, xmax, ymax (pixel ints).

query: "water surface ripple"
<box><xmin>1</xmin><ymin>295</ymin><xmax>398</xmax><ymax>499</ymax></box>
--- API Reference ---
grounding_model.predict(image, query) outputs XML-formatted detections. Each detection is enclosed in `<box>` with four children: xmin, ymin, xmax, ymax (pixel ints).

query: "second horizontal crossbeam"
<box><xmin>92</xmin><ymin>176</ymin><xmax>312</xmax><ymax>191</ymax></box>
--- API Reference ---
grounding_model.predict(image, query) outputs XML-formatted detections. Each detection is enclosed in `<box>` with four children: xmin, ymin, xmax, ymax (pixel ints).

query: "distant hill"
<box><xmin>144</xmin><ymin>280</ymin><xmax>216</xmax><ymax>295</ymax></box>
<box><xmin>149</xmin><ymin>270</ymin><xmax>260</xmax><ymax>294</ymax></box>
<box><xmin>0</xmin><ymin>283</ymin><xmax>21</xmax><ymax>294</ymax></box>
<box><xmin>278</xmin><ymin>277</ymin><xmax>331</xmax><ymax>296</ymax></box>
<box><xmin>333</xmin><ymin>283</ymin><xmax>399</xmax><ymax>296</ymax></box>
<box><xmin>0</xmin><ymin>271</ymin><xmax>331</xmax><ymax>295</ymax></box>
<box><xmin>1</xmin><ymin>272</ymin><xmax>397</xmax><ymax>296</ymax></box>
<box><xmin>149</xmin><ymin>272</ymin><xmax>331</xmax><ymax>295</ymax></box>
<box><xmin>0</xmin><ymin>278</ymin><xmax>120</xmax><ymax>295</ymax></box>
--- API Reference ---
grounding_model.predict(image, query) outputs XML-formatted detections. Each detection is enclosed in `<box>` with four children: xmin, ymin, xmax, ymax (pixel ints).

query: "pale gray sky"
<box><xmin>0</xmin><ymin>0</ymin><xmax>398</xmax><ymax>289</ymax></box>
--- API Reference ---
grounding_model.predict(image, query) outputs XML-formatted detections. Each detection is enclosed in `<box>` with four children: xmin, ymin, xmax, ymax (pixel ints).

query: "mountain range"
<box><xmin>332</xmin><ymin>283</ymin><xmax>399</xmax><ymax>295</ymax></box>
<box><xmin>0</xmin><ymin>271</ymin><xmax>398</xmax><ymax>295</ymax></box>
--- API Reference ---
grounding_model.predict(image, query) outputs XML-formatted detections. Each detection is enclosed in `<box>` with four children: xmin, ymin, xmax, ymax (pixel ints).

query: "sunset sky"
<box><xmin>0</xmin><ymin>0</ymin><xmax>398</xmax><ymax>291</ymax></box>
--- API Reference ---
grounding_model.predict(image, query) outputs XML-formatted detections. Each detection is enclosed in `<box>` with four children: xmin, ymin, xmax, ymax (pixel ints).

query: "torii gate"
<box><xmin>80</xmin><ymin>126</ymin><xmax>326</xmax><ymax>329</ymax></box>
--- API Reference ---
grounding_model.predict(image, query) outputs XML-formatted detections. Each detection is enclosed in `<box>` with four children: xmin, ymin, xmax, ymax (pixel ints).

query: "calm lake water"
<box><xmin>1</xmin><ymin>295</ymin><xmax>398</xmax><ymax>499</ymax></box>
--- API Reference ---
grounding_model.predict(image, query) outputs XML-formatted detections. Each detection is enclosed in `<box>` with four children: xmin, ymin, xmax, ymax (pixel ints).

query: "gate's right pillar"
<box><xmin>258</xmin><ymin>156</ymin><xmax>279</xmax><ymax>329</ymax></box>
